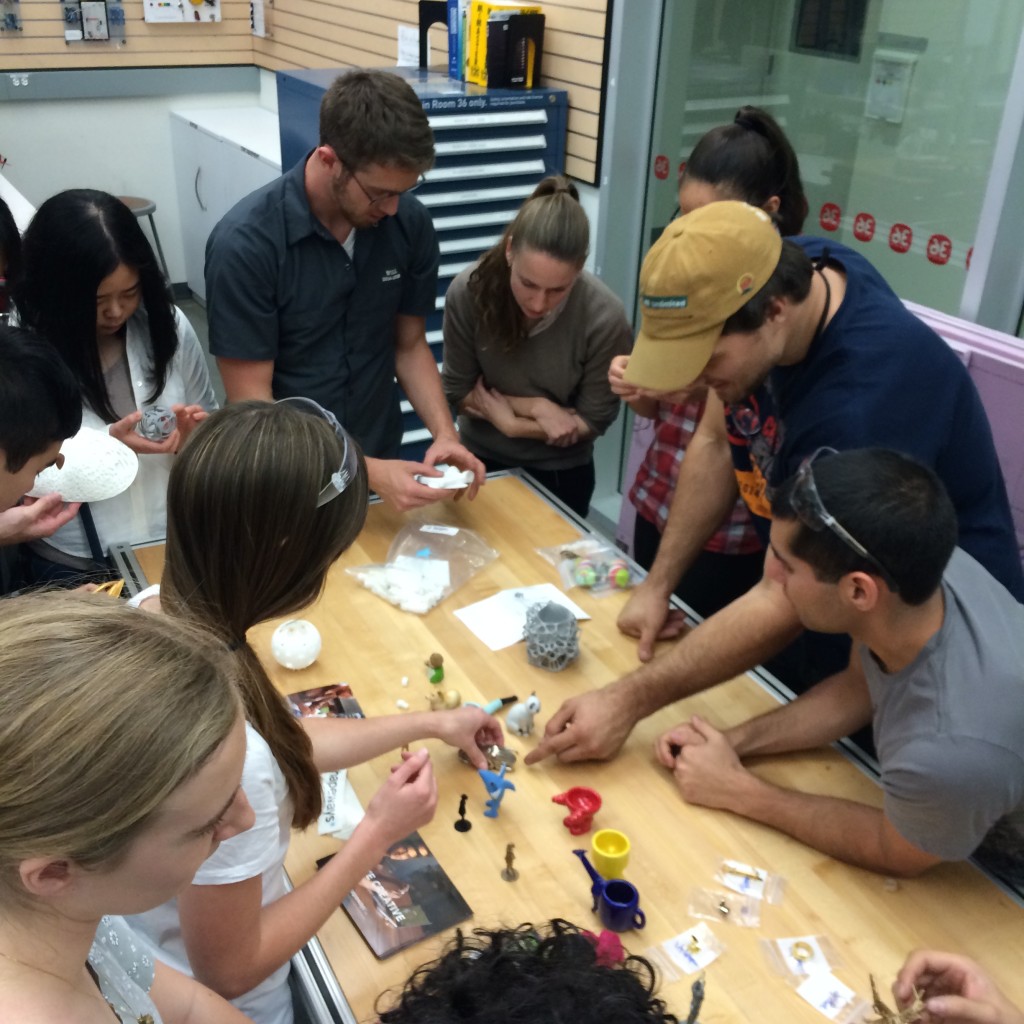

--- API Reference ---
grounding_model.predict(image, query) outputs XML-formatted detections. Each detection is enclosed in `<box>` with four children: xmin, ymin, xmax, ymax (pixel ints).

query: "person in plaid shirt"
<box><xmin>627</xmin><ymin>392</ymin><xmax>763</xmax><ymax>619</ymax></box>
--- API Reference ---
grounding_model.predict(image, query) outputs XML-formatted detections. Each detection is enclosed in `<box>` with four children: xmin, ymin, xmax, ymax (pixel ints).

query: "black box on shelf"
<box><xmin>486</xmin><ymin>13</ymin><xmax>545</xmax><ymax>89</ymax></box>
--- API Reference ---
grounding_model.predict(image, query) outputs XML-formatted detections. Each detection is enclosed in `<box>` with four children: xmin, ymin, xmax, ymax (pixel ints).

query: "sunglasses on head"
<box><xmin>275</xmin><ymin>397</ymin><xmax>359</xmax><ymax>507</ymax></box>
<box><xmin>791</xmin><ymin>447</ymin><xmax>900</xmax><ymax>593</ymax></box>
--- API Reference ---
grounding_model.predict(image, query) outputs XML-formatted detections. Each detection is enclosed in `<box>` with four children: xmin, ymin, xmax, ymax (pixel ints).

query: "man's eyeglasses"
<box><xmin>791</xmin><ymin>447</ymin><xmax>900</xmax><ymax>593</ymax></box>
<box><xmin>276</xmin><ymin>397</ymin><xmax>359</xmax><ymax>507</ymax></box>
<box><xmin>345</xmin><ymin>165</ymin><xmax>425</xmax><ymax>209</ymax></box>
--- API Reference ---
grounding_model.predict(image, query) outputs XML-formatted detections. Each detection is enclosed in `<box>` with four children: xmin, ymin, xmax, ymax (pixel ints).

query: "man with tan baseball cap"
<box><xmin>526</xmin><ymin>201</ymin><xmax>1022</xmax><ymax>769</ymax></box>
<box><xmin>623</xmin><ymin>202</ymin><xmax>781</xmax><ymax>393</ymax></box>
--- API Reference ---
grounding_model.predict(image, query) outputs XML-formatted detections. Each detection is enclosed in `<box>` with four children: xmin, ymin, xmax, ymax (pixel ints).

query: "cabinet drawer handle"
<box><xmin>194</xmin><ymin>167</ymin><xmax>207</xmax><ymax>212</ymax></box>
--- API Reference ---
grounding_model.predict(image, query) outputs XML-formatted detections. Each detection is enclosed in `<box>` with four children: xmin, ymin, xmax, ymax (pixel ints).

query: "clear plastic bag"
<box><xmin>536</xmin><ymin>537</ymin><xmax>637</xmax><ymax>595</ymax></box>
<box><xmin>346</xmin><ymin>522</ymin><xmax>499</xmax><ymax>614</ymax></box>
<box><xmin>795</xmin><ymin>971</ymin><xmax>869</xmax><ymax>1023</ymax></box>
<box><xmin>715</xmin><ymin>858</ymin><xmax>786</xmax><ymax>904</ymax></box>
<box><xmin>648</xmin><ymin>922</ymin><xmax>725</xmax><ymax>978</ymax></box>
<box><xmin>688</xmin><ymin>886</ymin><xmax>761</xmax><ymax>927</ymax></box>
<box><xmin>762</xmin><ymin>934</ymin><xmax>843</xmax><ymax>984</ymax></box>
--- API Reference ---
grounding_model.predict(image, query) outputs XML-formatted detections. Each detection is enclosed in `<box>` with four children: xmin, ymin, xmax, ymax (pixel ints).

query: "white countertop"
<box><xmin>171</xmin><ymin>106</ymin><xmax>282</xmax><ymax>169</ymax></box>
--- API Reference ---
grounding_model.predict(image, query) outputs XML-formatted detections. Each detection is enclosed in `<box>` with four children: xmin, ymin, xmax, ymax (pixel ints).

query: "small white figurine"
<box><xmin>413</xmin><ymin>463</ymin><xmax>475</xmax><ymax>489</ymax></box>
<box><xmin>507</xmin><ymin>692</ymin><xmax>541</xmax><ymax>737</ymax></box>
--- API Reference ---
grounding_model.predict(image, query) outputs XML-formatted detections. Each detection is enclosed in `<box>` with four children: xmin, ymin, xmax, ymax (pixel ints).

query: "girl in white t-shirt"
<box><xmin>129</xmin><ymin>399</ymin><xmax>502</xmax><ymax>1024</ymax></box>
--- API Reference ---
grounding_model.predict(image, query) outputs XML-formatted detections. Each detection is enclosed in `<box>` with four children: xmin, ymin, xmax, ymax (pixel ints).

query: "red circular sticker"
<box><xmin>819</xmin><ymin>202</ymin><xmax>841</xmax><ymax>232</ymax></box>
<box><xmin>888</xmin><ymin>223</ymin><xmax>913</xmax><ymax>254</ymax></box>
<box><xmin>853</xmin><ymin>212</ymin><xmax>876</xmax><ymax>243</ymax></box>
<box><xmin>926</xmin><ymin>234</ymin><xmax>952</xmax><ymax>266</ymax></box>
<box><xmin>653</xmin><ymin>154</ymin><xmax>670</xmax><ymax>180</ymax></box>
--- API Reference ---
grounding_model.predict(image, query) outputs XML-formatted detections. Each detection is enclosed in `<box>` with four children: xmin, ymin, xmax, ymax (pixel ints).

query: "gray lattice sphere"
<box><xmin>139</xmin><ymin>405</ymin><xmax>176</xmax><ymax>441</ymax></box>
<box><xmin>524</xmin><ymin>600</ymin><xmax>579</xmax><ymax>672</ymax></box>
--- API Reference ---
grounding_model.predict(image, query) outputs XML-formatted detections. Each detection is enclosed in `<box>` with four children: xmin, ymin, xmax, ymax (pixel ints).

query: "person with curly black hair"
<box><xmin>376</xmin><ymin>919</ymin><xmax>679</xmax><ymax>1024</ymax></box>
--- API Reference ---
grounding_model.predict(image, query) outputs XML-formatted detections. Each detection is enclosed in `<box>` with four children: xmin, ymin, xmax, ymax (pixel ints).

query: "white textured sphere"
<box><xmin>271</xmin><ymin>619</ymin><xmax>322</xmax><ymax>670</ymax></box>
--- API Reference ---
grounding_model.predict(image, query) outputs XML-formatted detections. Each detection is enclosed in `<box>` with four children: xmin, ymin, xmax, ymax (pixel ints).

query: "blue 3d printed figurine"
<box><xmin>479</xmin><ymin>762</ymin><xmax>516</xmax><ymax>818</ymax></box>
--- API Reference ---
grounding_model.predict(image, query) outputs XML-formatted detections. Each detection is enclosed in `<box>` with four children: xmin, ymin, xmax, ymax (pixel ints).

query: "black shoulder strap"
<box><xmin>79</xmin><ymin>503</ymin><xmax>108</xmax><ymax>567</ymax></box>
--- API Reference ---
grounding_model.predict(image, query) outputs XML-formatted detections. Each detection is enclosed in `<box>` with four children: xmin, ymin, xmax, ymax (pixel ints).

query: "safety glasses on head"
<box><xmin>791</xmin><ymin>446</ymin><xmax>900</xmax><ymax>594</ymax></box>
<box><xmin>275</xmin><ymin>397</ymin><xmax>359</xmax><ymax>507</ymax></box>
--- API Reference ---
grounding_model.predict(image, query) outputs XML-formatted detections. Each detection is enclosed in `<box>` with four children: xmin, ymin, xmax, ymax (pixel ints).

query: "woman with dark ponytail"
<box><xmin>683</xmin><ymin>105</ymin><xmax>807</xmax><ymax>236</ymax></box>
<box><xmin>442</xmin><ymin>176</ymin><xmax>632</xmax><ymax>517</ymax></box>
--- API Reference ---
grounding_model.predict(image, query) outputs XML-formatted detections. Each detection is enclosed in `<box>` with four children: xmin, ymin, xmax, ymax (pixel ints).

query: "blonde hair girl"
<box><xmin>0</xmin><ymin>592</ymin><xmax>253</xmax><ymax>1024</ymax></box>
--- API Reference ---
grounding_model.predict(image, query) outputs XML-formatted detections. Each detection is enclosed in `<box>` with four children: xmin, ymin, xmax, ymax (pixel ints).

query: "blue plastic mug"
<box><xmin>598</xmin><ymin>879</ymin><xmax>646</xmax><ymax>932</ymax></box>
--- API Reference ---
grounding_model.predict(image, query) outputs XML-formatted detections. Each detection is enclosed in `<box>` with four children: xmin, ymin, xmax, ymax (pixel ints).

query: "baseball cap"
<box><xmin>624</xmin><ymin>201</ymin><xmax>782</xmax><ymax>391</ymax></box>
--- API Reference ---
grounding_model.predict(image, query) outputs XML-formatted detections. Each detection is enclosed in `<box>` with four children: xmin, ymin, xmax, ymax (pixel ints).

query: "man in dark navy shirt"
<box><xmin>206</xmin><ymin>70</ymin><xmax>483</xmax><ymax>511</ymax></box>
<box><xmin>527</xmin><ymin>201</ymin><xmax>1023</xmax><ymax>764</ymax></box>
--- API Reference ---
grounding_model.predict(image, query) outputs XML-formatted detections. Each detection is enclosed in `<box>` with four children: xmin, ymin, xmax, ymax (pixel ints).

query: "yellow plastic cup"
<box><xmin>591</xmin><ymin>828</ymin><xmax>630</xmax><ymax>879</ymax></box>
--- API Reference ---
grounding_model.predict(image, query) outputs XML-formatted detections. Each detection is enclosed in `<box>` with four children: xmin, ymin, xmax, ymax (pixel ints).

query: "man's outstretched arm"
<box><xmin>526</xmin><ymin>573</ymin><xmax>802</xmax><ymax>764</ymax></box>
<box><xmin>617</xmin><ymin>391</ymin><xmax>740</xmax><ymax>661</ymax></box>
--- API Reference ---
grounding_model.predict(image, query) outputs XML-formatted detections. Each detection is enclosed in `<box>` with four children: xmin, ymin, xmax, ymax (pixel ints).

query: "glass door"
<box><xmin>640</xmin><ymin>0</ymin><xmax>1024</xmax><ymax>318</ymax></box>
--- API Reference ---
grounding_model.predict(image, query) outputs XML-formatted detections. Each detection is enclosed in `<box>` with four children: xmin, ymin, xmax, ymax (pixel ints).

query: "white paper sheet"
<box><xmin>454</xmin><ymin>583</ymin><xmax>589</xmax><ymax>651</ymax></box>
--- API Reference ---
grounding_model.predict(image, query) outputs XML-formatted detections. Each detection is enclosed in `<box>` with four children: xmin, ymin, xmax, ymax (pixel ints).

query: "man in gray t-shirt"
<box><xmin>657</xmin><ymin>447</ymin><xmax>1024</xmax><ymax>884</ymax></box>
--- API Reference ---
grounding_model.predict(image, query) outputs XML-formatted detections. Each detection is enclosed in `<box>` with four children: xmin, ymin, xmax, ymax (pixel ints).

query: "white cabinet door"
<box><xmin>171</xmin><ymin>115</ymin><xmax>280</xmax><ymax>302</ymax></box>
<box><xmin>230</xmin><ymin>144</ymin><xmax>280</xmax><ymax>203</ymax></box>
<box><xmin>171</xmin><ymin>117</ymin><xmax>226</xmax><ymax>302</ymax></box>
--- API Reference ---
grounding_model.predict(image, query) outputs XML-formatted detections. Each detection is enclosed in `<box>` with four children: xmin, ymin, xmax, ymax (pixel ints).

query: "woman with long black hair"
<box><xmin>15</xmin><ymin>188</ymin><xmax>216</xmax><ymax>582</ymax></box>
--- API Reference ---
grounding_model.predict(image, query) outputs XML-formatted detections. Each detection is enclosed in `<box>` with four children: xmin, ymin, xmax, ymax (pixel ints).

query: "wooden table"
<box><xmin>135</xmin><ymin>474</ymin><xmax>1024</xmax><ymax>1024</ymax></box>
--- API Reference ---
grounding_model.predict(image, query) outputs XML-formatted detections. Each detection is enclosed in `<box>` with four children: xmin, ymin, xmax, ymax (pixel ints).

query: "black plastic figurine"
<box><xmin>454</xmin><ymin>793</ymin><xmax>472</xmax><ymax>832</ymax></box>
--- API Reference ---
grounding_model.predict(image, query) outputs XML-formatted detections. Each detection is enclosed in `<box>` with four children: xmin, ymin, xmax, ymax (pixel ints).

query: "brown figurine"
<box><xmin>867</xmin><ymin>975</ymin><xmax>924</xmax><ymax>1024</ymax></box>
<box><xmin>501</xmin><ymin>842</ymin><xmax>519</xmax><ymax>882</ymax></box>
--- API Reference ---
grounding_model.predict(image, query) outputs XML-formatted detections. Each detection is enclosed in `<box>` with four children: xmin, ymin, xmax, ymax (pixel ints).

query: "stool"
<box><xmin>118</xmin><ymin>195</ymin><xmax>171</xmax><ymax>282</ymax></box>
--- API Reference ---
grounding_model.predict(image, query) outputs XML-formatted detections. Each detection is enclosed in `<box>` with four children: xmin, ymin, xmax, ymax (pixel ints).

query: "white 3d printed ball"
<box><xmin>271</xmin><ymin>619</ymin><xmax>322</xmax><ymax>670</ymax></box>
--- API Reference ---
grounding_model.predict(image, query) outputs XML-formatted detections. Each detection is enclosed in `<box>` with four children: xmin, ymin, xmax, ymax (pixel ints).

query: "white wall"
<box><xmin>3</xmin><ymin>80</ymin><xmax>269</xmax><ymax>282</ymax></box>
